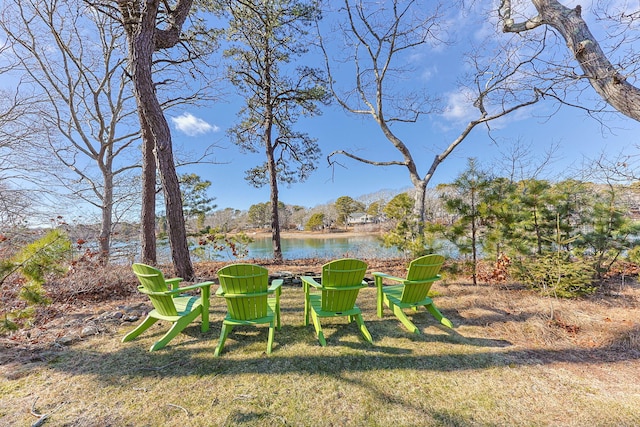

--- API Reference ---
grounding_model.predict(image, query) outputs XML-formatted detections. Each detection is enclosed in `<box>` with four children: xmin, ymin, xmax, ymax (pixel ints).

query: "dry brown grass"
<box><xmin>1</xmin><ymin>259</ymin><xmax>639</xmax><ymax>426</ymax></box>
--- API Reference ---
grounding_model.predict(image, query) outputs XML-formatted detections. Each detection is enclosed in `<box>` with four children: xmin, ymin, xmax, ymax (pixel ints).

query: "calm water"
<box><xmin>111</xmin><ymin>235</ymin><xmax>403</xmax><ymax>264</ymax></box>
<box><xmin>234</xmin><ymin>235</ymin><xmax>402</xmax><ymax>261</ymax></box>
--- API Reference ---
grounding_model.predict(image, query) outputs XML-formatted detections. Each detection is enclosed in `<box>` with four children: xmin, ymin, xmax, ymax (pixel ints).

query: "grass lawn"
<box><xmin>1</xmin><ymin>262</ymin><xmax>639</xmax><ymax>426</ymax></box>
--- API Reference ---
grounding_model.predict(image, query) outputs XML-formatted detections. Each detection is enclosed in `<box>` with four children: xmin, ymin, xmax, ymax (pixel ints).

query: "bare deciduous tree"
<box><xmin>1</xmin><ymin>0</ymin><xmax>140</xmax><ymax>262</ymax></box>
<box><xmin>0</xmin><ymin>83</ymin><xmax>36</xmax><ymax>227</ymax></box>
<box><xmin>323</xmin><ymin>0</ymin><xmax>541</xmax><ymax>235</ymax></box>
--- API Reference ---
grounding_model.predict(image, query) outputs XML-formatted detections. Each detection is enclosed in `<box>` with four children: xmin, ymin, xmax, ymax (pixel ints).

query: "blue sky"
<box><xmin>170</xmin><ymin>102</ymin><xmax>640</xmax><ymax>211</ymax></box>
<box><xmin>167</xmin><ymin>0</ymin><xmax>640</xmax><ymax>212</ymax></box>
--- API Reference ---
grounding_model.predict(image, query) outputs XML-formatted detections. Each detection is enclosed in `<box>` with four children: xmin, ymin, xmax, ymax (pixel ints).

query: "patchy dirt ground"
<box><xmin>1</xmin><ymin>258</ymin><xmax>639</xmax><ymax>378</ymax></box>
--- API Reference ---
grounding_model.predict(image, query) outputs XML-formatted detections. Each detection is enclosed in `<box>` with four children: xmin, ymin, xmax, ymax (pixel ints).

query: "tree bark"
<box><xmin>99</xmin><ymin>171</ymin><xmax>113</xmax><ymax>265</ymax></box>
<box><xmin>501</xmin><ymin>0</ymin><xmax>640</xmax><ymax>121</ymax></box>
<box><xmin>118</xmin><ymin>0</ymin><xmax>194</xmax><ymax>279</ymax></box>
<box><xmin>265</xmin><ymin>117</ymin><xmax>283</xmax><ymax>263</ymax></box>
<box><xmin>140</xmin><ymin>117</ymin><xmax>157</xmax><ymax>265</ymax></box>
<box><xmin>157</xmin><ymin>131</ymin><xmax>193</xmax><ymax>278</ymax></box>
<box><xmin>413</xmin><ymin>179</ymin><xmax>427</xmax><ymax>233</ymax></box>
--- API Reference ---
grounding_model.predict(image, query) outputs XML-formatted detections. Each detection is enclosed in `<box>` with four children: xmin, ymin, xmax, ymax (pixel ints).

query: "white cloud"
<box><xmin>441</xmin><ymin>86</ymin><xmax>538</xmax><ymax>130</ymax></box>
<box><xmin>420</xmin><ymin>65</ymin><xmax>437</xmax><ymax>82</ymax></box>
<box><xmin>170</xmin><ymin>112</ymin><xmax>219</xmax><ymax>136</ymax></box>
<box><xmin>442</xmin><ymin>89</ymin><xmax>476</xmax><ymax>122</ymax></box>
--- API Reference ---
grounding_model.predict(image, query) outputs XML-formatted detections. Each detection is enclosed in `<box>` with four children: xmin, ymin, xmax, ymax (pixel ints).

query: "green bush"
<box><xmin>0</xmin><ymin>229</ymin><xmax>71</xmax><ymax>331</ymax></box>
<box><xmin>192</xmin><ymin>229</ymin><xmax>253</xmax><ymax>260</ymax></box>
<box><xmin>510</xmin><ymin>254</ymin><xmax>596</xmax><ymax>298</ymax></box>
<box><xmin>626</xmin><ymin>245</ymin><xmax>640</xmax><ymax>266</ymax></box>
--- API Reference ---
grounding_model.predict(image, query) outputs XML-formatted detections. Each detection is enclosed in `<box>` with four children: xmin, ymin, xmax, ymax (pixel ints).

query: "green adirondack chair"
<box><xmin>300</xmin><ymin>258</ymin><xmax>373</xmax><ymax>346</ymax></box>
<box><xmin>372</xmin><ymin>254</ymin><xmax>453</xmax><ymax>334</ymax></box>
<box><xmin>123</xmin><ymin>263</ymin><xmax>214</xmax><ymax>351</ymax></box>
<box><xmin>214</xmin><ymin>263</ymin><xmax>283</xmax><ymax>356</ymax></box>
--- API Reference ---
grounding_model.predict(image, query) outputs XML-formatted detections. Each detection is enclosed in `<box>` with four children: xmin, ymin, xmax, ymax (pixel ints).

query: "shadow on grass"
<box><xmin>39</xmin><ymin>315</ymin><xmax>640</xmax><ymax>384</ymax></box>
<box><xmin>449</xmin><ymin>303</ymin><xmax>539</xmax><ymax>327</ymax></box>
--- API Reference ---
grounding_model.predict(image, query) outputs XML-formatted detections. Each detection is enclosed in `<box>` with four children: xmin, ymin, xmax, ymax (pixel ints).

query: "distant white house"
<box><xmin>347</xmin><ymin>212</ymin><xmax>375</xmax><ymax>225</ymax></box>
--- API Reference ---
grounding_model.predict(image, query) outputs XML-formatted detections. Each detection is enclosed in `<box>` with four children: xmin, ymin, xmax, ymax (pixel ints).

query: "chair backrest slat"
<box><xmin>321</xmin><ymin>259</ymin><xmax>367</xmax><ymax>312</ymax></box>
<box><xmin>132</xmin><ymin>263</ymin><xmax>179</xmax><ymax>316</ymax></box>
<box><xmin>401</xmin><ymin>254</ymin><xmax>445</xmax><ymax>304</ymax></box>
<box><xmin>218</xmin><ymin>264</ymin><xmax>269</xmax><ymax>320</ymax></box>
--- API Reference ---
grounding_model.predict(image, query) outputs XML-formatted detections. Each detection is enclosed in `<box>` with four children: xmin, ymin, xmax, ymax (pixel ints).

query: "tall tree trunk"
<box><xmin>119</xmin><ymin>0</ymin><xmax>194</xmax><ymax>279</ymax></box>
<box><xmin>140</xmin><ymin>117</ymin><xmax>157</xmax><ymax>265</ymax></box>
<box><xmin>157</xmin><ymin>135</ymin><xmax>193</xmax><ymax>278</ymax></box>
<box><xmin>99</xmin><ymin>171</ymin><xmax>113</xmax><ymax>265</ymax></box>
<box><xmin>413</xmin><ymin>179</ymin><xmax>427</xmax><ymax>234</ymax></box>
<box><xmin>265</xmin><ymin>131</ymin><xmax>283</xmax><ymax>263</ymax></box>
<box><xmin>269</xmin><ymin>160</ymin><xmax>283</xmax><ymax>263</ymax></box>
<box><xmin>263</xmin><ymin>50</ymin><xmax>283</xmax><ymax>263</ymax></box>
<box><xmin>470</xmin><ymin>188</ymin><xmax>478</xmax><ymax>286</ymax></box>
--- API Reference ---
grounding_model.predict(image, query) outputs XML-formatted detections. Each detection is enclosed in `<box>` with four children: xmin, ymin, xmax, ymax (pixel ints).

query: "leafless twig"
<box><xmin>138</xmin><ymin>359</ymin><xmax>181</xmax><ymax>371</ymax></box>
<box><xmin>166</xmin><ymin>403</ymin><xmax>189</xmax><ymax>416</ymax></box>
<box><xmin>30</xmin><ymin>397</ymin><xmax>64</xmax><ymax>427</ymax></box>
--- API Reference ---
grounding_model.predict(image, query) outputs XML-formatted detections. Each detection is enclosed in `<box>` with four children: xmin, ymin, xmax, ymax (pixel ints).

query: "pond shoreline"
<box><xmin>243</xmin><ymin>229</ymin><xmax>384</xmax><ymax>239</ymax></box>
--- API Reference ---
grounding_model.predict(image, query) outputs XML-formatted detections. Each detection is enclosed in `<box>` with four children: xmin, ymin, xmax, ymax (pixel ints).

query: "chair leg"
<box><xmin>354</xmin><ymin>314</ymin><xmax>373</xmax><ymax>344</ymax></box>
<box><xmin>214</xmin><ymin>323</ymin><xmax>233</xmax><ymax>357</ymax></box>
<box><xmin>390</xmin><ymin>302</ymin><xmax>420</xmax><ymax>334</ymax></box>
<box><xmin>267</xmin><ymin>298</ymin><xmax>281</xmax><ymax>331</ymax></box>
<box><xmin>375</xmin><ymin>277</ymin><xmax>384</xmax><ymax>318</ymax></box>
<box><xmin>267</xmin><ymin>320</ymin><xmax>275</xmax><ymax>355</ymax></box>
<box><xmin>122</xmin><ymin>315</ymin><xmax>158</xmax><ymax>343</ymax></box>
<box><xmin>425</xmin><ymin>303</ymin><xmax>453</xmax><ymax>328</ymax></box>
<box><xmin>311</xmin><ymin>310</ymin><xmax>326</xmax><ymax>347</ymax></box>
<box><xmin>150</xmin><ymin>316</ymin><xmax>192</xmax><ymax>352</ymax></box>
<box><xmin>200</xmin><ymin>305</ymin><xmax>209</xmax><ymax>333</ymax></box>
<box><xmin>303</xmin><ymin>283</ymin><xmax>310</xmax><ymax>326</ymax></box>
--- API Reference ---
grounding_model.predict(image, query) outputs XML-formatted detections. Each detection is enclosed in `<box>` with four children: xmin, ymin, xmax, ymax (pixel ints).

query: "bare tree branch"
<box><xmin>321</xmin><ymin>0</ymin><xmax>541</xmax><ymax>229</ymax></box>
<box><xmin>500</xmin><ymin>0</ymin><xmax>640</xmax><ymax>122</ymax></box>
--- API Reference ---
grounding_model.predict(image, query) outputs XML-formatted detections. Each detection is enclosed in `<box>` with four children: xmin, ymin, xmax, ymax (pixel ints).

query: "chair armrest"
<box><xmin>320</xmin><ymin>283</ymin><xmax>368</xmax><ymax>291</ymax></box>
<box><xmin>405</xmin><ymin>275</ymin><xmax>441</xmax><ymax>284</ymax></box>
<box><xmin>372</xmin><ymin>272</ymin><xmax>405</xmax><ymax>283</ymax></box>
<box><xmin>141</xmin><ymin>281</ymin><xmax>212</xmax><ymax>296</ymax></box>
<box><xmin>165</xmin><ymin>277</ymin><xmax>183</xmax><ymax>291</ymax></box>
<box><xmin>188</xmin><ymin>282</ymin><xmax>212</xmax><ymax>306</ymax></box>
<box><xmin>176</xmin><ymin>281</ymin><xmax>214</xmax><ymax>292</ymax></box>
<box><xmin>300</xmin><ymin>276</ymin><xmax>322</xmax><ymax>289</ymax></box>
<box><xmin>372</xmin><ymin>272</ymin><xmax>403</xmax><ymax>281</ymax></box>
<box><xmin>269</xmin><ymin>279</ymin><xmax>283</xmax><ymax>298</ymax></box>
<box><xmin>268</xmin><ymin>279</ymin><xmax>283</xmax><ymax>292</ymax></box>
<box><xmin>137</xmin><ymin>286</ymin><xmax>173</xmax><ymax>297</ymax></box>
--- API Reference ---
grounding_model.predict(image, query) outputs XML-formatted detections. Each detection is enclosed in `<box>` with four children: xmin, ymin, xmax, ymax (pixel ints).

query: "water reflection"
<box><xmin>111</xmin><ymin>235</ymin><xmax>404</xmax><ymax>264</ymax></box>
<box><xmin>203</xmin><ymin>235</ymin><xmax>401</xmax><ymax>261</ymax></box>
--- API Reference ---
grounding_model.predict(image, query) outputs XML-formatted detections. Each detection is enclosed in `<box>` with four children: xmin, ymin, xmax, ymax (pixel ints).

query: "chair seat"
<box><xmin>221</xmin><ymin>298</ymin><xmax>278</xmax><ymax>326</ymax></box>
<box><xmin>308</xmin><ymin>294</ymin><xmax>363</xmax><ymax>318</ymax></box>
<box><xmin>148</xmin><ymin>295</ymin><xmax>203</xmax><ymax>322</ymax></box>
<box><xmin>381</xmin><ymin>285</ymin><xmax>433</xmax><ymax>308</ymax></box>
